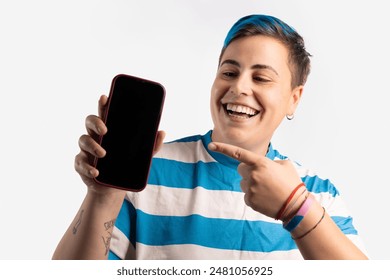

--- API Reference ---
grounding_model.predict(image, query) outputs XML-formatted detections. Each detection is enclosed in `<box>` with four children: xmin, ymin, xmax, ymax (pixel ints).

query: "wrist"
<box><xmin>282</xmin><ymin>193</ymin><xmax>312</xmax><ymax>231</ymax></box>
<box><xmin>290</xmin><ymin>201</ymin><xmax>325</xmax><ymax>240</ymax></box>
<box><xmin>86</xmin><ymin>187</ymin><xmax>126</xmax><ymax>208</ymax></box>
<box><xmin>276</xmin><ymin>182</ymin><xmax>306</xmax><ymax>221</ymax></box>
<box><xmin>281</xmin><ymin>188</ymin><xmax>308</xmax><ymax>223</ymax></box>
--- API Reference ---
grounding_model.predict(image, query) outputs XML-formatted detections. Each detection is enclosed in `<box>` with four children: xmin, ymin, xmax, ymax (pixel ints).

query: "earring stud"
<box><xmin>286</xmin><ymin>114</ymin><xmax>294</xmax><ymax>120</ymax></box>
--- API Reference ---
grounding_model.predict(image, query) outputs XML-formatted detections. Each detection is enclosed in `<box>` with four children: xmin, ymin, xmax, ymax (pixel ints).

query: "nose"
<box><xmin>230</xmin><ymin>73</ymin><xmax>253</xmax><ymax>96</ymax></box>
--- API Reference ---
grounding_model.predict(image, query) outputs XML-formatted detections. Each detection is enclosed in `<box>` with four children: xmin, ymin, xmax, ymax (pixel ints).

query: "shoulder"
<box><xmin>166</xmin><ymin>134</ymin><xmax>204</xmax><ymax>143</ymax></box>
<box><xmin>270</xmin><ymin>144</ymin><xmax>339</xmax><ymax>197</ymax></box>
<box><xmin>292</xmin><ymin>161</ymin><xmax>339</xmax><ymax>196</ymax></box>
<box><xmin>153</xmin><ymin>131</ymin><xmax>216</xmax><ymax>164</ymax></box>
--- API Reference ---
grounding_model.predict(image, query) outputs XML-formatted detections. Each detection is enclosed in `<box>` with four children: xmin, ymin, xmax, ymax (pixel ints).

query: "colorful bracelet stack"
<box><xmin>276</xmin><ymin>182</ymin><xmax>326</xmax><ymax>240</ymax></box>
<box><xmin>292</xmin><ymin>207</ymin><xmax>325</xmax><ymax>240</ymax></box>
<box><xmin>283</xmin><ymin>195</ymin><xmax>313</xmax><ymax>232</ymax></box>
<box><xmin>275</xmin><ymin>182</ymin><xmax>306</xmax><ymax>221</ymax></box>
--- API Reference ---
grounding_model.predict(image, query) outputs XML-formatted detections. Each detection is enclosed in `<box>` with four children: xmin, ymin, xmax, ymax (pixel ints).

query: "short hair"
<box><xmin>220</xmin><ymin>14</ymin><xmax>311</xmax><ymax>88</ymax></box>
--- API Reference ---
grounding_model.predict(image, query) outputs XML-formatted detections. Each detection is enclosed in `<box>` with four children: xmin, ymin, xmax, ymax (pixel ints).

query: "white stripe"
<box><xmin>154</xmin><ymin>140</ymin><xmax>216</xmax><ymax>163</ymax></box>
<box><xmin>135</xmin><ymin>243</ymin><xmax>303</xmax><ymax>260</ymax></box>
<box><xmin>110</xmin><ymin>227</ymin><xmax>134</xmax><ymax>260</ymax></box>
<box><xmin>312</xmin><ymin>192</ymin><xmax>351</xmax><ymax>217</ymax></box>
<box><xmin>292</xmin><ymin>161</ymin><xmax>319</xmax><ymax>178</ymax></box>
<box><xmin>126</xmin><ymin>185</ymin><xmax>279</xmax><ymax>223</ymax></box>
<box><xmin>274</xmin><ymin>158</ymin><xmax>320</xmax><ymax>178</ymax></box>
<box><xmin>156</xmin><ymin>142</ymin><xmax>324</xmax><ymax>179</ymax></box>
<box><xmin>127</xmin><ymin>185</ymin><xmax>351</xmax><ymax>222</ymax></box>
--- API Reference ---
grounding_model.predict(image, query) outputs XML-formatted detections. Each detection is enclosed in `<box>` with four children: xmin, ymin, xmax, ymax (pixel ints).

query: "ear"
<box><xmin>287</xmin><ymin>85</ymin><xmax>304</xmax><ymax>115</ymax></box>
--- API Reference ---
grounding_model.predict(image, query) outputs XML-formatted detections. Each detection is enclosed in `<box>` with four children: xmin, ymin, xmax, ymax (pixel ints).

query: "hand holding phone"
<box><xmin>93</xmin><ymin>74</ymin><xmax>165</xmax><ymax>191</ymax></box>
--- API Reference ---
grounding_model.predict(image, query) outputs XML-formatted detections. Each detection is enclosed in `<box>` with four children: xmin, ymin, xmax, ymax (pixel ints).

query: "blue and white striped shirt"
<box><xmin>108</xmin><ymin>130</ymin><xmax>364</xmax><ymax>259</ymax></box>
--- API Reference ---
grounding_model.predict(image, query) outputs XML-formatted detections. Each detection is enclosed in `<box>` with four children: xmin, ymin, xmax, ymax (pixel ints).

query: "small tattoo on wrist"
<box><xmin>72</xmin><ymin>209</ymin><xmax>84</xmax><ymax>235</ymax></box>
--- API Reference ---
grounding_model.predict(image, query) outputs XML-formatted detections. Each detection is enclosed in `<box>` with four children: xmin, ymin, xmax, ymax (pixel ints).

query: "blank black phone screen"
<box><xmin>94</xmin><ymin>74</ymin><xmax>165</xmax><ymax>191</ymax></box>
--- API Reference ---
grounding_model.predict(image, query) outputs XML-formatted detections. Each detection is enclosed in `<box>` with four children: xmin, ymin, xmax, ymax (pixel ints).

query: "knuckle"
<box><xmin>243</xmin><ymin>193</ymin><xmax>255</xmax><ymax>208</ymax></box>
<box><xmin>74</xmin><ymin>151</ymin><xmax>91</xmax><ymax>172</ymax></box>
<box><xmin>249</xmin><ymin>172</ymin><xmax>258</xmax><ymax>182</ymax></box>
<box><xmin>85</xmin><ymin>115</ymin><xmax>95</xmax><ymax>127</ymax></box>
<box><xmin>74</xmin><ymin>154</ymin><xmax>80</xmax><ymax>167</ymax></box>
<box><xmin>232</xmin><ymin>148</ymin><xmax>242</xmax><ymax>160</ymax></box>
<box><xmin>240</xmin><ymin>181</ymin><xmax>247</xmax><ymax>192</ymax></box>
<box><xmin>78</xmin><ymin>134</ymin><xmax>90</xmax><ymax>149</ymax></box>
<box><xmin>86</xmin><ymin>115</ymin><xmax>102</xmax><ymax>130</ymax></box>
<box><xmin>79</xmin><ymin>134</ymin><xmax>88</xmax><ymax>142</ymax></box>
<box><xmin>74</xmin><ymin>154</ymin><xmax>83</xmax><ymax>171</ymax></box>
<box><xmin>85</xmin><ymin>114</ymin><xmax>97</xmax><ymax>122</ymax></box>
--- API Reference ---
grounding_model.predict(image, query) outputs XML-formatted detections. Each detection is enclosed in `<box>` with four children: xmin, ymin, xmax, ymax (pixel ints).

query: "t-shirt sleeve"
<box><xmin>108</xmin><ymin>198</ymin><xmax>137</xmax><ymax>260</ymax></box>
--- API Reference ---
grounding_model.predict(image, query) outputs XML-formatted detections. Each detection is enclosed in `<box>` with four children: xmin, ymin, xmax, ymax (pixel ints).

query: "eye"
<box><xmin>222</xmin><ymin>71</ymin><xmax>237</xmax><ymax>78</ymax></box>
<box><xmin>253</xmin><ymin>76</ymin><xmax>271</xmax><ymax>83</ymax></box>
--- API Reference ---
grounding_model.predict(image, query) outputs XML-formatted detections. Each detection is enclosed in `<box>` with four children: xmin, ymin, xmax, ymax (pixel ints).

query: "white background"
<box><xmin>0</xmin><ymin>0</ymin><xmax>389</xmax><ymax>260</ymax></box>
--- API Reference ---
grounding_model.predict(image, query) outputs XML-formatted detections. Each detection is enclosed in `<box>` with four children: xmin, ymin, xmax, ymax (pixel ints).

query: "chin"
<box><xmin>214</xmin><ymin>127</ymin><xmax>252</xmax><ymax>146</ymax></box>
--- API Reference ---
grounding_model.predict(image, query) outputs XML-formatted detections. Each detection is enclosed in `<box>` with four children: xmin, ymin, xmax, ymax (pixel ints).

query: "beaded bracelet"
<box><xmin>292</xmin><ymin>207</ymin><xmax>326</xmax><ymax>240</ymax></box>
<box><xmin>275</xmin><ymin>182</ymin><xmax>306</xmax><ymax>220</ymax></box>
<box><xmin>283</xmin><ymin>195</ymin><xmax>313</xmax><ymax>232</ymax></box>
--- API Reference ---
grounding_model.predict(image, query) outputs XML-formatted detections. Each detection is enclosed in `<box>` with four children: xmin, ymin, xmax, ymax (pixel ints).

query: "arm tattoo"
<box><xmin>102</xmin><ymin>232</ymin><xmax>112</xmax><ymax>256</ymax></box>
<box><xmin>72</xmin><ymin>209</ymin><xmax>84</xmax><ymax>235</ymax></box>
<box><xmin>104</xmin><ymin>219</ymin><xmax>116</xmax><ymax>230</ymax></box>
<box><xmin>102</xmin><ymin>218</ymin><xmax>116</xmax><ymax>256</ymax></box>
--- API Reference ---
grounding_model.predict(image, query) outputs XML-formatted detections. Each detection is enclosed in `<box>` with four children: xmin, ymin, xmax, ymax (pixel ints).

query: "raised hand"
<box><xmin>209</xmin><ymin>141</ymin><xmax>302</xmax><ymax>218</ymax></box>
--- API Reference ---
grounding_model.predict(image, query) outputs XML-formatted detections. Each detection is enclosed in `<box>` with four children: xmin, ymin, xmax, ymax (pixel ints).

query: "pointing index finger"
<box><xmin>208</xmin><ymin>142</ymin><xmax>260</xmax><ymax>165</ymax></box>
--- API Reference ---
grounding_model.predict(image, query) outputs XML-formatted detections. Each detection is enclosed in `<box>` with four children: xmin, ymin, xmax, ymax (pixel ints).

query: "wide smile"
<box><xmin>223</xmin><ymin>103</ymin><xmax>260</xmax><ymax>119</ymax></box>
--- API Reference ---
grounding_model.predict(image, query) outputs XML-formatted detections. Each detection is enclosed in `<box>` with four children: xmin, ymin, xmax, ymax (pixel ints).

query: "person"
<box><xmin>52</xmin><ymin>14</ymin><xmax>368</xmax><ymax>260</ymax></box>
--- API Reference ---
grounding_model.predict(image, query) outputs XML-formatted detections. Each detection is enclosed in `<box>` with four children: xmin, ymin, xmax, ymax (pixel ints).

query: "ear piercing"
<box><xmin>286</xmin><ymin>114</ymin><xmax>294</xmax><ymax>120</ymax></box>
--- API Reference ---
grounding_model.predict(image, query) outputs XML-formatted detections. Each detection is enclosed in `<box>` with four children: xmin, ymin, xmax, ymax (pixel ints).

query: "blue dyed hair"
<box><xmin>220</xmin><ymin>14</ymin><xmax>311</xmax><ymax>87</ymax></box>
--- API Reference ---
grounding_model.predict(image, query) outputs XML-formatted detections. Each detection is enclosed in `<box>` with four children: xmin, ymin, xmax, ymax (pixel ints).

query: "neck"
<box><xmin>210</xmin><ymin>130</ymin><xmax>270</xmax><ymax>157</ymax></box>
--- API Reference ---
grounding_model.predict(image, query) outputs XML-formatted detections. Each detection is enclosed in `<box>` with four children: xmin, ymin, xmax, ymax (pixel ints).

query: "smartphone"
<box><xmin>93</xmin><ymin>74</ymin><xmax>165</xmax><ymax>191</ymax></box>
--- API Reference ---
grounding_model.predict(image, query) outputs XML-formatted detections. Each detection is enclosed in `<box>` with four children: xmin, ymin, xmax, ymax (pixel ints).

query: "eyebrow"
<box><xmin>220</xmin><ymin>59</ymin><xmax>279</xmax><ymax>76</ymax></box>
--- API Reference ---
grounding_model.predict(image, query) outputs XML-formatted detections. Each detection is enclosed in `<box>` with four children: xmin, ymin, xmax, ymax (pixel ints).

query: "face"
<box><xmin>210</xmin><ymin>35</ymin><xmax>303</xmax><ymax>155</ymax></box>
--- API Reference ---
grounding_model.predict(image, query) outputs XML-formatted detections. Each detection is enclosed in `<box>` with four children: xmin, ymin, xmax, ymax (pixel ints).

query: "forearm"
<box><xmin>291</xmin><ymin>202</ymin><xmax>368</xmax><ymax>260</ymax></box>
<box><xmin>52</xmin><ymin>191</ymin><xmax>125</xmax><ymax>260</ymax></box>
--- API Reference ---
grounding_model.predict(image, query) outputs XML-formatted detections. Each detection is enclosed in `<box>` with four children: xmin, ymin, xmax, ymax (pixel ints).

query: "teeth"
<box><xmin>226</xmin><ymin>103</ymin><xmax>258</xmax><ymax>116</ymax></box>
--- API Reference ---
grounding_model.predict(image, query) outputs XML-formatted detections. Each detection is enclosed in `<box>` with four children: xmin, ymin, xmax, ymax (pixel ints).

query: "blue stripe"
<box><xmin>149</xmin><ymin>158</ymin><xmax>242</xmax><ymax>192</ymax></box>
<box><xmin>135</xmin><ymin>210</ymin><xmax>296</xmax><ymax>252</ymax></box>
<box><xmin>115</xmin><ymin>206</ymin><xmax>357</xmax><ymax>254</ymax></box>
<box><xmin>115</xmin><ymin>199</ymin><xmax>137</xmax><ymax>247</ymax></box>
<box><xmin>149</xmin><ymin>157</ymin><xmax>340</xmax><ymax>197</ymax></box>
<box><xmin>302</xmin><ymin>176</ymin><xmax>339</xmax><ymax>196</ymax></box>
<box><xmin>284</xmin><ymin>216</ymin><xmax>304</xmax><ymax>232</ymax></box>
<box><xmin>200</xmin><ymin>131</ymin><xmax>285</xmax><ymax>166</ymax></box>
<box><xmin>332</xmin><ymin>216</ymin><xmax>358</xmax><ymax>235</ymax></box>
<box><xmin>113</xmin><ymin>131</ymin><xmax>358</xmax><ymax>257</ymax></box>
<box><xmin>108</xmin><ymin>250</ymin><xmax>121</xmax><ymax>260</ymax></box>
<box><xmin>162</xmin><ymin>131</ymin><xmax>339</xmax><ymax>196</ymax></box>
<box><xmin>268</xmin><ymin>145</ymin><xmax>288</xmax><ymax>160</ymax></box>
